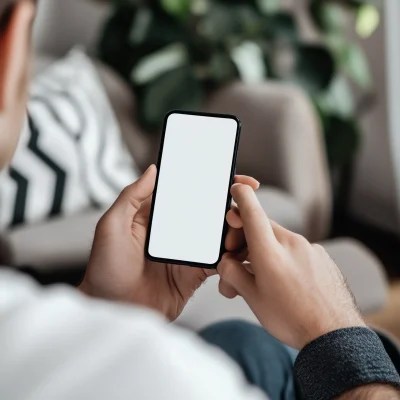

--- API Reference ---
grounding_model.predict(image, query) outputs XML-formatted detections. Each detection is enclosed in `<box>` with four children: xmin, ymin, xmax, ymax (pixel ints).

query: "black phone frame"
<box><xmin>145</xmin><ymin>110</ymin><xmax>242</xmax><ymax>269</ymax></box>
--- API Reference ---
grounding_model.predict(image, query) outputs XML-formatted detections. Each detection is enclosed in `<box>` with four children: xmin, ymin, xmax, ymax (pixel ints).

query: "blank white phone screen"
<box><xmin>148</xmin><ymin>113</ymin><xmax>239</xmax><ymax>265</ymax></box>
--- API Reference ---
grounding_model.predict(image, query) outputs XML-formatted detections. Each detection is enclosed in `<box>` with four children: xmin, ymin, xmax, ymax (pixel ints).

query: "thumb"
<box><xmin>109</xmin><ymin>165</ymin><xmax>157</xmax><ymax>220</ymax></box>
<box><xmin>218</xmin><ymin>258</ymin><xmax>256</xmax><ymax>300</ymax></box>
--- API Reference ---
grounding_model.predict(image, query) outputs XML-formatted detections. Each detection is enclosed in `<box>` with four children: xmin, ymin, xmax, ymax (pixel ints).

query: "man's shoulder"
<box><xmin>0</xmin><ymin>270</ymin><xmax>267</xmax><ymax>400</ymax></box>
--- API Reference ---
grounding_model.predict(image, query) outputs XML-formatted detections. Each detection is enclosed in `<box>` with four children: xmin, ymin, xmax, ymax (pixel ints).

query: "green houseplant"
<box><xmin>98</xmin><ymin>0</ymin><xmax>380</xmax><ymax>171</ymax></box>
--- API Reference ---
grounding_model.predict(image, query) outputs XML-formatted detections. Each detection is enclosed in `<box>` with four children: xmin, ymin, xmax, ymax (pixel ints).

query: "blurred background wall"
<box><xmin>290</xmin><ymin>0</ymin><xmax>400</xmax><ymax>234</ymax></box>
<box><xmin>349</xmin><ymin>1</ymin><xmax>400</xmax><ymax>234</ymax></box>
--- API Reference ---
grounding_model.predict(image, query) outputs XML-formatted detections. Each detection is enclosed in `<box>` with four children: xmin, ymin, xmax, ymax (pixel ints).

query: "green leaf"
<box><xmin>341</xmin><ymin>42</ymin><xmax>372</xmax><ymax>89</ymax></box>
<box><xmin>310</xmin><ymin>1</ymin><xmax>347</xmax><ymax>33</ymax></box>
<box><xmin>129</xmin><ymin>8</ymin><xmax>152</xmax><ymax>45</ymax></box>
<box><xmin>356</xmin><ymin>4</ymin><xmax>380</xmax><ymax>38</ymax></box>
<box><xmin>141</xmin><ymin>66</ymin><xmax>204</xmax><ymax>131</ymax></box>
<box><xmin>294</xmin><ymin>44</ymin><xmax>336</xmax><ymax>94</ymax></box>
<box><xmin>325</xmin><ymin>34</ymin><xmax>372</xmax><ymax>89</ymax></box>
<box><xmin>131</xmin><ymin>43</ymin><xmax>189</xmax><ymax>85</ymax></box>
<box><xmin>325</xmin><ymin>32</ymin><xmax>347</xmax><ymax>56</ymax></box>
<box><xmin>315</xmin><ymin>75</ymin><xmax>355</xmax><ymax>118</ymax></box>
<box><xmin>191</xmin><ymin>0</ymin><xmax>210</xmax><ymax>16</ymax></box>
<box><xmin>323</xmin><ymin>115</ymin><xmax>360</xmax><ymax>168</ymax></box>
<box><xmin>231</xmin><ymin>41</ymin><xmax>266</xmax><ymax>83</ymax></box>
<box><xmin>160</xmin><ymin>0</ymin><xmax>190</xmax><ymax>19</ymax></box>
<box><xmin>256</xmin><ymin>0</ymin><xmax>280</xmax><ymax>14</ymax></box>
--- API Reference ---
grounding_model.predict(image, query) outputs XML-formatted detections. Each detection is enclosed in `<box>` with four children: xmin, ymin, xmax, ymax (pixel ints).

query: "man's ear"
<box><xmin>0</xmin><ymin>0</ymin><xmax>35</xmax><ymax>111</ymax></box>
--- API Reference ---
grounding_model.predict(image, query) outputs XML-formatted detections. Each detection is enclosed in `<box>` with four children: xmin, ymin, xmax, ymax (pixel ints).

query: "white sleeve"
<box><xmin>0</xmin><ymin>271</ymin><xmax>267</xmax><ymax>400</ymax></box>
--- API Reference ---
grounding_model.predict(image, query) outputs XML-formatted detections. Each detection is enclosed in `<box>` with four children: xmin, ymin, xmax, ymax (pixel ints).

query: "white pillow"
<box><xmin>0</xmin><ymin>49</ymin><xmax>139</xmax><ymax>229</ymax></box>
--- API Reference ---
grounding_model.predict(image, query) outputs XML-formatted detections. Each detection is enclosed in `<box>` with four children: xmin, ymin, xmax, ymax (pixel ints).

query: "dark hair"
<box><xmin>0</xmin><ymin>0</ymin><xmax>17</xmax><ymax>35</ymax></box>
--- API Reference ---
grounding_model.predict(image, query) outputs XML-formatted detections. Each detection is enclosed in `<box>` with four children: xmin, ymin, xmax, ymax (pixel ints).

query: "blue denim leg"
<box><xmin>199</xmin><ymin>320</ymin><xmax>298</xmax><ymax>400</ymax></box>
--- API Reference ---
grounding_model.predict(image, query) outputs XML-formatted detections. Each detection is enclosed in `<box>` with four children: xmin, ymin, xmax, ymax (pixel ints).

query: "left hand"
<box><xmin>80</xmin><ymin>165</ymin><xmax>259</xmax><ymax>321</ymax></box>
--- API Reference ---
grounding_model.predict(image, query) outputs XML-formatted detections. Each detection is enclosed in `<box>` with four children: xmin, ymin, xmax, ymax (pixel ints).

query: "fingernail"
<box><xmin>143</xmin><ymin>165</ymin><xmax>155</xmax><ymax>176</ymax></box>
<box><xmin>231</xmin><ymin>183</ymin><xmax>242</xmax><ymax>194</ymax></box>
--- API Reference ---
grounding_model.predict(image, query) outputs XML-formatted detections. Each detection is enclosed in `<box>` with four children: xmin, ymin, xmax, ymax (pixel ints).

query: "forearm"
<box><xmin>339</xmin><ymin>384</ymin><xmax>400</xmax><ymax>399</ymax></box>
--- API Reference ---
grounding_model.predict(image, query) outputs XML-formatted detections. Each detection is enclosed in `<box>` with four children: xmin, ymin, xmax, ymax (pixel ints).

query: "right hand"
<box><xmin>218</xmin><ymin>183</ymin><xmax>366</xmax><ymax>350</ymax></box>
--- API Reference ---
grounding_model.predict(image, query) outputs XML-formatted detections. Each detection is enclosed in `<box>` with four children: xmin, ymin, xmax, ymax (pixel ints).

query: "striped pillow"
<box><xmin>0</xmin><ymin>49</ymin><xmax>139</xmax><ymax>229</ymax></box>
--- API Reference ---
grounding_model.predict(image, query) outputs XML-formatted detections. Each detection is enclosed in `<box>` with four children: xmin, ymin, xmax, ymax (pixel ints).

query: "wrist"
<box><xmin>303</xmin><ymin>323</ymin><xmax>367</xmax><ymax>351</ymax></box>
<box><xmin>295</xmin><ymin>327</ymin><xmax>400</xmax><ymax>400</ymax></box>
<box><xmin>300</xmin><ymin>312</ymin><xmax>366</xmax><ymax>349</ymax></box>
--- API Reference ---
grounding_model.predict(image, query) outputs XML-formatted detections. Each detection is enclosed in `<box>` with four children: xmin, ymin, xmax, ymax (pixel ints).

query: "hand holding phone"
<box><xmin>81</xmin><ymin>110</ymin><xmax>256</xmax><ymax>321</ymax></box>
<box><xmin>146</xmin><ymin>111</ymin><xmax>241</xmax><ymax>268</ymax></box>
<box><xmin>82</xmin><ymin>169</ymin><xmax>257</xmax><ymax>322</ymax></box>
<box><xmin>219</xmin><ymin>184</ymin><xmax>365</xmax><ymax>350</ymax></box>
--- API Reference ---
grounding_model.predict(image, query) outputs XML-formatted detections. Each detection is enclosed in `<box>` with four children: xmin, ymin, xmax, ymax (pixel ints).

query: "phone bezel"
<box><xmin>145</xmin><ymin>110</ymin><xmax>242</xmax><ymax>269</ymax></box>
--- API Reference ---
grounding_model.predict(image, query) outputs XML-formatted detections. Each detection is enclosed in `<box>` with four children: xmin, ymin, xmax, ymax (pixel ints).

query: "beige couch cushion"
<box><xmin>33</xmin><ymin>0</ymin><xmax>110</xmax><ymax>57</ymax></box>
<box><xmin>7</xmin><ymin>210</ymin><xmax>104</xmax><ymax>270</ymax></box>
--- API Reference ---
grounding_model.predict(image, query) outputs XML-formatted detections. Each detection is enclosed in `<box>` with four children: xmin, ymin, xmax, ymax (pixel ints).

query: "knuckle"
<box><xmin>246</xmin><ymin>203</ymin><xmax>261</xmax><ymax>217</ymax></box>
<box><xmin>287</xmin><ymin>233</ymin><xmax>308</xmax><ymax>247</ymax></box>
<box><xmin>96</xmin><ymin>214</ymin><xmax>108</xmax><ymax>231</ymax></box>
<box><xmin>130</xmin><ymin>197</ymin><xmax>142</xmax><ymax>213</ymax></box>
<box><xmin>120</xmin><ymin>186</ymin><xmax>131</xmax><ymax>197</ymax></box>
<box><xmin>312</xmin><ymin>243</ymin><xmax>325</xmax><ymax>253</ymax></box>
<box><xmin>219</xmin><ymin>260</ymin><xmax>235</xmax><ymax>280</ymax></box>
<box><xmin>219</xmin><ymin>280</ymin><xmax>238</xmax><ymax>299</ymax></box>
<box><xmin>96</xmin><ymin>211</ymin><xmax>117</xmax><ymax>234</ymax></box>
<box><xmin>234</xmin><ymin>184</ymin><xmax>253</xmax><ymax>199</ymax></box>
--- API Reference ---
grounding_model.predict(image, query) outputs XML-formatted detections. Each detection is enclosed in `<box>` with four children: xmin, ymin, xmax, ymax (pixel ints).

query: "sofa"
<box><xmin>0</xmin><ymin>0</ymin><xmax>388</xmax><ymax>328</ymax></box>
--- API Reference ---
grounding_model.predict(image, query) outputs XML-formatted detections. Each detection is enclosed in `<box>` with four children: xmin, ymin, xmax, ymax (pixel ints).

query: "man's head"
<box><xmin>0</xmin><ymin>0</ymin><xmax>35</xmax><ymax>170</ymax></box>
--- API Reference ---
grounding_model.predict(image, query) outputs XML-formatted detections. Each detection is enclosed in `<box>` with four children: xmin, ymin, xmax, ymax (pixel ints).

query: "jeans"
<box><xmin>200</xmin><ymin>320</ymin><xmax>298</xmax><ymax>400</ymax></box>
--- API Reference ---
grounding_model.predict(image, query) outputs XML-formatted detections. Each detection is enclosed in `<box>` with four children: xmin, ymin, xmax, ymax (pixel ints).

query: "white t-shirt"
<box><xmin>0</xmin><ymin>270</ymin><xmax>267</xmax><ymax>400</ymax></box>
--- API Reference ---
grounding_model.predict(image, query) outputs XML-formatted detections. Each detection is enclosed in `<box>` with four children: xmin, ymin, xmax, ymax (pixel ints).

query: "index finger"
<box><xmin>231</xmin><ymin>183</ymin><xmax>278</xmax><ymax>265</ymax></box>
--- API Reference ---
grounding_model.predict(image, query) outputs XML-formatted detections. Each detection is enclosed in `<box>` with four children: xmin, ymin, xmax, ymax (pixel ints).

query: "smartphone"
<box><xmin>145</xmin><ymin>110</ymin><xmax>241</xmax><ymax>269</ymax></box>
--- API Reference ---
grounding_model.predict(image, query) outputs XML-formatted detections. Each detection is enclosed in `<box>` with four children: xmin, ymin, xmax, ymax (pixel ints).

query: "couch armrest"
<box><xmin>206</xmin><ymin>82</ymin><xmax>332</xmax><ymax>242</ymax></box>
<box><xmin>7</xmin><ymin>210</ymin><xmax>104</xmax><ymax>270</ymax></box>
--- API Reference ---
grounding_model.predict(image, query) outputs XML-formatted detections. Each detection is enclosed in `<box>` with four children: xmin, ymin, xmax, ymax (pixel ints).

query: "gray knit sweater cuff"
<box><xmin>294</xmin><ymin>327</ymin><xmax>400</xmax><ymax>400</ymax></box>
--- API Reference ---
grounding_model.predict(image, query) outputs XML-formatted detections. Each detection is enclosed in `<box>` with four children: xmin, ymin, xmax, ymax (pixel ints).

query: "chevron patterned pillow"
<box><xmin>0</xmin><ymin>49</ymin><xmax>139</xmax><ymax>229</ymax></box>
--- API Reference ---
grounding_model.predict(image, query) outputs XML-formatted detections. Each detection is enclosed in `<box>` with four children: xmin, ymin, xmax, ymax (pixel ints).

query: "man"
<box><xmin>0</xmin><ymin>1</ymin><xmax>399</xmax><ymax>399</ymax></box>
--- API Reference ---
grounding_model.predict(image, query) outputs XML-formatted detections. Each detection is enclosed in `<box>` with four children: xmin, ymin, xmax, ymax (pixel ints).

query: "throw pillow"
<box><xmin>0</xmin><ymin>49</ymin><xmax>139</xmax><ymax>229</ymax></box>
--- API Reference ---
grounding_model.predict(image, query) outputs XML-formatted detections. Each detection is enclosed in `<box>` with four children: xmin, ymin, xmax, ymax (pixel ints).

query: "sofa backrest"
<box><xmin>33</xmin><ymin>0</ymin><xmax>110</xmax><ymax>57</ymax></box>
